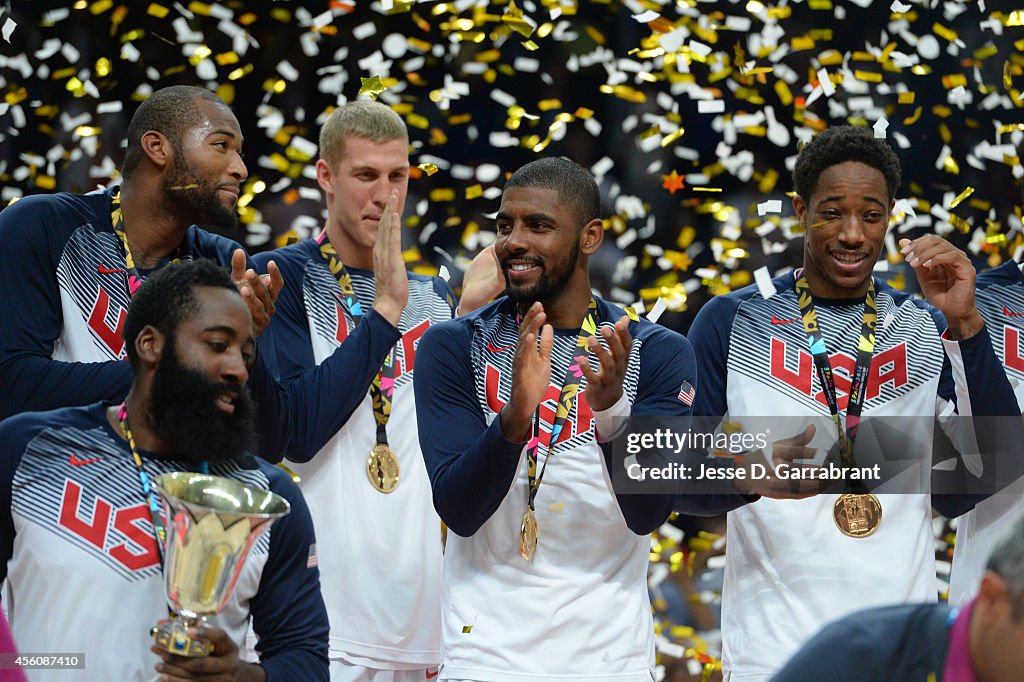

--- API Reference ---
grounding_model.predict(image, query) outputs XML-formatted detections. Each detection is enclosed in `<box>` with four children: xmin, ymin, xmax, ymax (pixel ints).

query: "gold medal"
<box><xmin>519</xmin><ymin>507</ymin><xmax>538</xmax><ymax>561</ymax></box>
<box><xmin>833</xmin><ymin>493</ymin><xmax>882</xmax><ymax>538</ymax></box>
<box><xmin>366</xmin><ymin>444</ymin><xmax>400</xmax><ymax>493</ymax></box>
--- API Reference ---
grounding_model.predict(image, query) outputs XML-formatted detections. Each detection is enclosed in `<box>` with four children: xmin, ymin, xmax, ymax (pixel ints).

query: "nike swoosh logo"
<box><xmin>69</xmin><ymin>454</ymin><xmax>100</xmax><ymax>466</ymax></box>
<box><xmin>1004</xmin><ymin>306</ymin><xmax>1024</xmax><ymax>318</ymax></box>
<box><xmin>487</xmin><ymin>341</ymin><xmax>515</xmax><ymax>352</ymax></box>
<box><xmin>98</xmin><ymin>264</ymin><xmax>124</xmax><ymax>275</ymax></box>
<box><xmin>771</xmin><ymin>315</ymin><xmax>801</xmax><ymax>325</ymax></box>
<box><xmin>425</xmin><ymin>672</ymin><xmax>439</xmax><ymax>680</ymax></box>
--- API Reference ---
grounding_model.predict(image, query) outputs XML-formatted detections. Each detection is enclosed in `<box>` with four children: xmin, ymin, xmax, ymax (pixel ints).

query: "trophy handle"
<box><xmin>152</xmin><ymin>615</ymin><xmax>212</xmax><ymax>657</ymax></box>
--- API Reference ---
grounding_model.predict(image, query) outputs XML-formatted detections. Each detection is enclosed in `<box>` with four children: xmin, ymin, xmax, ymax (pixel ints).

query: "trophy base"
<box><xmin>152</xmin><ymin>618</ymin><xmax>212</xmax><ymax>657</ymax></box>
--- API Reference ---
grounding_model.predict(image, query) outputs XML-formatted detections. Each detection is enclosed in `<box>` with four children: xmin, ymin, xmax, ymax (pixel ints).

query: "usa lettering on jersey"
<box><xmin>484</xmin><ymin>361</ymin><xmax>596</xmax><ymax>444</ymax></box>
<box><xmin>1001</xmin><ymin>325</ymin><xmax>1024</xmax><ymax>374</ymax></box>
<box><xmin>304</xmin><ymin>262</ymin><xmax>450</xmax><ymax>389</ymax></box>
<box><xmin>770</xmin><ymin>338</ymin><xmax>909</xmax><ymax>409</ymax></box>
<box><xmin>59</xmin><ymin>478</ymin><xmax>160</xmax><ymax>571</ymax></box>
<box><xmin>56</xmin><ymin>228</ymin><xmax>133</xmax><ymax>360</ymax></box>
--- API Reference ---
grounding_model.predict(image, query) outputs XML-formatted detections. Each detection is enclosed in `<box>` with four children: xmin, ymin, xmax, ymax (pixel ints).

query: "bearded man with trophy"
<box><xmin>0</xmin><ymin>259</ymin><xmax>329</xmax><ymax>681</ymax></box>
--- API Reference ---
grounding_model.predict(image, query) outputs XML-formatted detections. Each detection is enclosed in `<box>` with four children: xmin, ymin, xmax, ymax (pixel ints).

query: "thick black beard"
<box><xmin>162</xmin><ymin>155</ymin><xmax>239</xmax><ymax>231</ymax></box>
<box><xmin>147</xmin><ymin>340</ymin><xmax>255</xmax><ymax>463</ymax></box>
<box><xmin>503</xmin><ymin>245</ymin><xmax>580</xmax><ymax>306</ymax></box>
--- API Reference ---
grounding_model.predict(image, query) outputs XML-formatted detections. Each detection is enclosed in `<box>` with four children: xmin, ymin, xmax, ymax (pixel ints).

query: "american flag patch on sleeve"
<box><xmin>677</xmin><ymin>381</ymin><xmax>695</xmax><ymax>406</ymax></box>
<box><xmin>307</xmin><ymin>543</ymin><xmax>318</xmax><ymax>569</ymax></box>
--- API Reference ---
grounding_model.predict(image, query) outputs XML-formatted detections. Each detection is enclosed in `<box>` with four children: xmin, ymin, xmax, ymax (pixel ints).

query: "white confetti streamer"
<box><xmin>754</xmin><ymin>266</ymin><xmax>777</xmax><ymax>299</ymax></box>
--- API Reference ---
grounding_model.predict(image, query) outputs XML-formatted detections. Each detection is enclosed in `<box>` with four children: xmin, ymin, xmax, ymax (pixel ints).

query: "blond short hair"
<box><xmin>319</xmin><ymin>100</ymin><xmax>409</xmax><ymax>170</ymax></box>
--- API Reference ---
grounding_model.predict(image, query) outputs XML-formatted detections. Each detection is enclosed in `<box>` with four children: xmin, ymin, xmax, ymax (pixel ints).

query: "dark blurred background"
<box><xmin>2</xmin><ymin>0</ymin><xmax>1021</xmax><ymax>336</ymax></box>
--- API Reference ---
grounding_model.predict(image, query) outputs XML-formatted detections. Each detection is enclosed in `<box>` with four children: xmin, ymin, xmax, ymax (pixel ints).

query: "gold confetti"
<box><xmin>599</xmin><ymin>84</ymin><xmax>646</xmax><ymax>103</ymax></box>
<box><xmin>974</xmin><ymin>44</ymin><xmax>998</xmax><ymax>61</ymax></box>
<box><xmin>406</xmin><ymin>113</ymin><xmax>429</xmax><ymax>129</ymax></box>
<box><xmin>791</xmin><ymin>36</ymin><xmax>815</xmax><ymax>51</ymax></box>
<box><xmin>188</xmin><ymin>45</ymin><xmax>212</xmax><ymax>66</ymax></box>
<box><xmin>187</xmin><ymin>1</ymin><xmax>212</xmax><ymax>16</ymax></box>
<box><xmin>854</xmin><ymin>70</ymin><xmax>882</xmax><ymax>83</ymax></box>
<box><xmin>502</xmin><ymin>1</ymin><xmax>535</xmax><ymax>39</ymax></box>
<box><xmin>417</xmin><ymin>163</ymin><xmax>439</xmax><ymax>176</ymax></box>
<box><xmin>146</xmin><ymin>3</ymin><xmax>169</xmax><ymax>18</ymax></box>
<box><xmin>359</xmin><ymin>76</ymin><xmax>388</xmax><ymax>100</ymax></box>
<box><xmin>949</xmin><ymin>214</ymin><xmax>970</xmax><ymax>232</ymax></box>
<box><xmin>775</xmin><ymin>81</ymin><xmax>794</xmax><ymax>106</ymax></box>
<box><xmin>948</xmin><ymin>187</ymin><xmax>974</xmax><ymax>209</ymax></box>
<box><xmin>942</xmin><ymin>74</ymin><xmax>967</xmax><ymax>89</ymax></box>
<box><xmin>986</xmin><ymin>233</ymin><xmax>1008</xmax><ymax>248</ymax></box>
<box><xmin>661</xmin><ymin>128</ymin><xmax>685</xmax><ymax>148</ymax></box>
<box><xmin>932</xmin><ymin>23</ymin><xmax>958</xmax><ymax>43</ymax></box>
<box><xmin>817</xmin><ymin>50</ymin><xmax>844</xmax><ymax>66</ymax></box>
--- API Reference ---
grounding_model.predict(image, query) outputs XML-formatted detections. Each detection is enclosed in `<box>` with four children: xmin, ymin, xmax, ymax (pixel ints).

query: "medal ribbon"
<box><xmin>110</xmin><ymin>187</ymin><xmax>188</xmax><ymax>299</ymax></box>
<box><xmin>793</xmin><ymin>272</ymin><xmax>877</xmax><ymax>490</ymax></box>
<box><xmin>117</xmin><ymin>403</ymin><xmax>209</xmax><ymax>568</ymax></box>
<box><xmin>524</xmin><ymin>298</ymin><xmax>599</xmax><ymax>512</ymax></box>
<box><xmin>316</xmin><ymin>233</ymin><xmax>397</xmax><ymax>447</ymax></box>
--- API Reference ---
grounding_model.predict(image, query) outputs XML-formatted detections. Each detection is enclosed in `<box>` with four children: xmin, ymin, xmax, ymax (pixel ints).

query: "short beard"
<box><xmin>162</xmin><ymin>152</ymin><xmax>238</xmax><ymax>231</ymax></box>
<box><xmin>147</xmin><ymin>337</ymin><xmax>255</xmax><ymax>464</ymax></box>
<box><xmin>503</xmin><ymin>244</ymin><xmax>580</xmax><ymax>306</ymax></box>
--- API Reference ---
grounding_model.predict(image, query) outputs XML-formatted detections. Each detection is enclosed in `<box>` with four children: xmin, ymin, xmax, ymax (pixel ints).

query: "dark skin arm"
<box><xmin>900</xmin><ymin>235</ymin><xmax>984</xmax><ymax>340</ymax></box>
<box><xmin>730</xmin><ymin>424</ymin><xmax>835</xmax><ymax>499</ymax></box>
<box><xmin>152</xmin><ymin>626</ymin><xmax>266</xmax><ymax>682</ymax></box>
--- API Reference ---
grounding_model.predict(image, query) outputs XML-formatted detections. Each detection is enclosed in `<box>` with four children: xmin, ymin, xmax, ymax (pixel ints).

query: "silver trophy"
<box><xmin>152</xmin><ymin>472</ymin><xmax>291</xmax><ymax>657</ymax></box>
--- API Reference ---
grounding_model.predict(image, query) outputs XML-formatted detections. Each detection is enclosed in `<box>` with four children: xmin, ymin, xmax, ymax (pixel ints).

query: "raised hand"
<box><xmin>579</xmin><ymin>315</ymin><xmax>632</xmax><ymax>412</ymax></box>
<box><xmin>900</xmin><ymin>235</ymin><xmax>984</xmax><ymax>340</ymax></box>
<box><xmin>372</xmin><ymin>190</ymin><xmax>409</xmax><ymax>327</ymax></box>
<box><xmin>499</xmin><ymin>302</ymin><xmax>554</xmax><ymax>443</ymax></box>
<box><xmin>231</xmin><ymin>248</ymin><xmax>283</xmax><ymax>337</ymax></box>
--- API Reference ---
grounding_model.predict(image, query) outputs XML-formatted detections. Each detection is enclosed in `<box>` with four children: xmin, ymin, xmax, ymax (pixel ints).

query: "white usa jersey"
<box><xmin>689</xmin><ymin>272</ymin><xmax>1008</xmax><ymax>681</ymax></box>
<box><xmin>950</xmin><ymin>259</ymin><xmax>1024</xmax><ymax>605</ymax></box>
<box><xmin>0</xmin><ymin>403</ymin><xmax>329</xmax><ymax>681</ymax></box>
<box><xmin>254</xmin><ymin>238</ymin><xmax>455</xmax><ymax>669</ymax></box>
<box><xmin>0</xmin><ymin>187</ymin><xmax>247</xmax><ymax>421</ymax></box>
<box><xmin>416</xmin><ymin>297</ymin><xmax>700</xmax><ymax>682</ymax></box>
